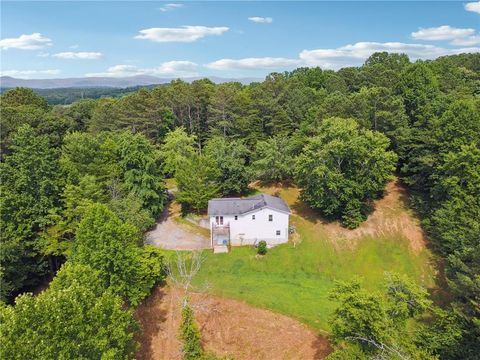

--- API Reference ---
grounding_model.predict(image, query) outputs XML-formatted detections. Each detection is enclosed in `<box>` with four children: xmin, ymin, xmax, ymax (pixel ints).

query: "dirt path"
<box><xmin>135</xmin><ymin>286</ymin><xmax>332</xmax><ymax>360</ymax></box>
<box><xmin>145</xmin><ymin>201</ymin><xmax>211</xmax><ymax>250</ymax></box>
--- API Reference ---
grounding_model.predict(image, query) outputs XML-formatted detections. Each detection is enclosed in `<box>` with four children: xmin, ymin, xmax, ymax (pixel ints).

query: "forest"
<box><xmin>0</xmin><ymin>85</ymin><xmax>159</xmax><ymax>105</ymax></box>
<box><xmin>0</xmin><ymin>52</ymin><xmax>479</xmax><ymax>359</ymax></box>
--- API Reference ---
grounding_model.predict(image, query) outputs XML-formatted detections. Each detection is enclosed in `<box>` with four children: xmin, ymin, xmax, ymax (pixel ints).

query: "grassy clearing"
<box><xmin>193</xmin><ymin>183</ymin><xmax>437</xmax><ymax>332</ymax></box>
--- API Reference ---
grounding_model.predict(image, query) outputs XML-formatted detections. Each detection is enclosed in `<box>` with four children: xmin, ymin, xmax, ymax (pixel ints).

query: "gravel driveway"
<box><xmin>145</xmin><ymin>202</ymin><xmax>211</xmax><ymax>250</ymax></box>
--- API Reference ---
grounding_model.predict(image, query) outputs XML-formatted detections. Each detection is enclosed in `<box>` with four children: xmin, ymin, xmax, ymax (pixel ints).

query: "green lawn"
<box><xmin>192</xmin><ymin>184</ymin><xmax>437</xmax><ymax>332</ymax></box>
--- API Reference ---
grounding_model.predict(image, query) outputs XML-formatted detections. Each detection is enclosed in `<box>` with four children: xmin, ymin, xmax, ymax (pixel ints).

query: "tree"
<box><xmin>115</xmin><ymin>89</ymin><xmax>174</xmax><ymax>143</ymax></box>
<box><xmin>161</xmin><ymin>127</ymin><xmax>197</xmax><ymax>177</ymax></box>
<box><xmin>60</xmin><ymin>131</ymin><xmax>105</xmax><ymax>184</ymax></box>
<box><xmin>61</xmin><ymin>131</ymin><xmax>166</xmax><ymax>217</ymax></box>
<box><xmin>38</xmin><ymin>175</ymin><xmax>106</xmax><ymax>268</ymax></box>
<box><xmin>71</xmin><ymin>203</ymin><xmax>164</xmax><ymax>305</ymax></box>
<box><xmin>0</xmin><ymin>262</ymin><xmax>138</xmax><ymax>360</ymax></box>
<box><xmin>208</xmin><ymin>82</ymin><xmax>249</xmax><ymax>137</ymax></box>
<box><xmin>295</xmin><ymin>118</ymin><xmax>397</xmax><ymax>228</ymax></box>
<box><xmin>0</xmin><ymin>125</ymin><xmax>61</xmax><ymax>301</ymax></box>
<box><xmin>350</xmin><ymin>87</ymin><xmax>409</xmax><ymax>151</ymax></box>
<box><xmin>58</xmin><ymin>98</ymin><xmax>96</xmax><ymax>132</ymax></box>
<box><xmin>88</xmin><ymin>97</ymin><xmax>121</xmax><ymax>133</ymax></box>
<box><xmin>328</xmin><ymin>274</ymin><xmax>439</xmax><ymax>359</ymax></box>
<box><xmin>329</xmin><ymin>279</ymin><xmax>392</xmax><ymax>354</ymax></box>
<box><xmin>428</xmin><ymin>144</ymin><xmax>480</xmax><ymax>254</ymax></box>
<box><xmin>179</xmin><ymin>301</ymin><xmax>203</xmax><ymax>360</ymax></box>
<box><xmin>109</xmin><ymin>192</ymin><xmax>156</xmax><ymax>235</ymax></box>
<box><xmin>397</xmin><ymin>62</ymin><xmax>440</xmax><ymax>125</ymax></box>
<box><xmin>175</xmin><ymin>153</ymin><xmax>220</xmax><ymax>211</ymax></box>
<box><xmin>435</xmin><ymin>99</ymin><xmax>480</xmax><ymax>155</ymax></box>
<box><xmin>204</xmin><ymin>136</ymin><xmax>252</xmax><ymax>195</ymax></box>
<box><xmin>115</xmin><ymin>131</ymin><xmax>166</xmax><ymax>216</ymax></box>
<box><xmin>253</xmin><ymin>135</ymin><xmax>295</xmax><ymax>183</ymax></box>
<box><xmin>0</xmin><ymin>87</ymin><xmax>49</xmax><ymax>110</ymax></box>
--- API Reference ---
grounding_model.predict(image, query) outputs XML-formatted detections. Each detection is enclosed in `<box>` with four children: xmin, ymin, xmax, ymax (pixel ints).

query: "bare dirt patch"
<box><xmin>321</xmin><ymin>179</ymin><xmax>428</xmax><ymax>253</ymax></box>
<box><xmin>256</xmin><ymin>179</ymin><xmax>427</xmax><ymax>254</ymax></box>
<box><xmin>135</xmin><ymin>286</ymin><xmax>332</xmax><ymax>360</ymax></box>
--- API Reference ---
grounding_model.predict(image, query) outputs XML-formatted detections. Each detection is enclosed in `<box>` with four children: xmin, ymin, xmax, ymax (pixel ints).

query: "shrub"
<box><xmin>257</xmin><ymin>240</ymin><xmax>267</xmax><ymax>255</ymax></box>
<box><xmin>179</xmin><ymin>300</ymin><xmax>203</xmax><ymax>360</ymax></box>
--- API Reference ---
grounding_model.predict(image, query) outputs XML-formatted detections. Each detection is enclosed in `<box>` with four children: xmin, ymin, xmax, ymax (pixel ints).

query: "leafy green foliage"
<box><xmin>295</xmin><ymin>118</ymin><xmax>397</xmax><ymax>228</ymax></box>
<box><xmin>161</xmin><ymin>127</ymin><xmax>197</xmax><ymax>177</ymax></box>
<box><xmin>60</xmin><ymin>130</ymin><xmax>166</xmax><ymax>216</ymax></box>
<box><xmin>0</xmin><ymin>87</ymin><xmax>49</xmax><ymax>110</ymax></box>
<box><xmin>115</xmin><ymin>131</ymin><xmax>166</xmax><ymax>216</ymax></box>
<box><xmin>257</xmin><ymin>240</ymin><xmax>267</xmax><ymax>255</ymax></box>
<box><xmin>328</xmin><ymin>274</ymin><xmax>449</xmax><ymax>359</ymax></box>
<box><xmin>2</xmin><ymin>52</ymin><xmax>480</xmax><ymax>358</ymax></box>
<box><xmin>397</xmin><ymin>62</ymin><xmax>440</xmax><ymax>125</ymax></box>
<box><xmin>179</xmin><ymin>301</ymin><xmax>203</xmax><ymax>360</ymax></box>
<box><xmin>0</xmin><ymin>262</ymin><xmax>138</xmax><ymax>360</ymax></box>
<box><xmin>253</xmin><ymin>135</ymin><xmax>295</xmax><ymax>183</ymax></box>
<box><xmin>0</xmin><ymin>125</ymin><xmax>61</xmax><ymax>301</ymax></box>
<box><xmin>204</xmin><ymin>136</ymin><xmax>252</xmax><ymax>195</ymax></box>
<box><xmin>71</xmin><ymin>203</ymin><xmax>165</xmax><ymax>305</ymax></box>
<box><xmin>175</xmin><ymin>153</ymin><xmax>221</xmax><ymax>211</ymax></box>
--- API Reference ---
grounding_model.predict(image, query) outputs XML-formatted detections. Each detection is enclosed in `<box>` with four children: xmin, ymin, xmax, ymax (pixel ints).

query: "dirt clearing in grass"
<box><xmin>135</xmin><ymin>286</ymin><xmax>332</xmax><ymax>360</ymax></box>
<box><xmin>321</xmin><ymin>179</ymin><xmax>428</xmax><ymax>253</ymax></box>
<box><xmin>258</xmin><ymin>179</ymin><xmax>427</xmax><ymax>254</ymax></box>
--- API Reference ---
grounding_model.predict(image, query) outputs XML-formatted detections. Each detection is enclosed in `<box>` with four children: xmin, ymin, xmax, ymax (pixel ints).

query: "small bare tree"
<box><xmin>166</xmin><ymin>250</ymin><xmax>204</xmax><ymax>307</ymax></box>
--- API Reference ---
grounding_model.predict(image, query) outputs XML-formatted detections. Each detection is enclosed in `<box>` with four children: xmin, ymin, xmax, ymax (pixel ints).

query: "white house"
<box><xmin>207</xmin><ymin>194</ymin><xmax>290</xmax><ymax>251</ymax></box>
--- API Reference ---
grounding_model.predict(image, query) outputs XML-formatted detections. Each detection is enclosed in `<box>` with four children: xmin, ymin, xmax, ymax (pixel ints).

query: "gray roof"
<box><xmin>208</xmin><ymin>193</ymin><xmax>290</xmax><ymax>216</ymax></box>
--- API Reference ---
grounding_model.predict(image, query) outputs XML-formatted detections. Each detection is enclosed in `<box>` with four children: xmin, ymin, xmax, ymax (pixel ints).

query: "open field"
<box><xmin>193</xmin><ymin>180</ymin><xmax>438</xmax><ymax>332</ymax></box>
<box><xmin>135</xmin><ymin>286</ymin><xmax>332</xmax><ymax>360</ymax></box>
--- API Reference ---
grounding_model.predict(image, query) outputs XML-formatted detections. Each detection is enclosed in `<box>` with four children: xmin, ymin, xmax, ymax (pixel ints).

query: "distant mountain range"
<box><xmin>0</xmin><ymin>75</ymin><xmax>262</xmax><ymax>89</ymax></box>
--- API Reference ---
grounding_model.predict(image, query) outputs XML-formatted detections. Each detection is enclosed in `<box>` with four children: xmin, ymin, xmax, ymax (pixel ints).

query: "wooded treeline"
<box><xmin>0</xmin><ymin>52</ymin><xmax>479</xmax><ymax>359</ymax></box>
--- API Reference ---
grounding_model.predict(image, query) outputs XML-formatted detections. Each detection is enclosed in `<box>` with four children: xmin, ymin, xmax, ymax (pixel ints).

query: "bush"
<box><xmin>179</xmin><ymin>300</ymin><xmax>203</xmax><ymax>360</ymax></box>
<box><xmin>257</xmin><ymin>240</ymin><xmax>267</xmax><ymax>255</ymax></box>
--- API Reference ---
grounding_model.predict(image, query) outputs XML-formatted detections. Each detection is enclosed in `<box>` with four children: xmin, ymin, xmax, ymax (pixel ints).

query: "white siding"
<box><xmin>210</xmin><ymin>207</ymin><xmax>289</xmax><ymax>246</ymax></box>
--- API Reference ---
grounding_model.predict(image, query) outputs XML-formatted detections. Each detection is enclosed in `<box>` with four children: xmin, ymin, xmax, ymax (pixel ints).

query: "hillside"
<box><xmin>192</xmin><ymin>180</ymin><xmax>437</xmax><ymax>331</ymax></box>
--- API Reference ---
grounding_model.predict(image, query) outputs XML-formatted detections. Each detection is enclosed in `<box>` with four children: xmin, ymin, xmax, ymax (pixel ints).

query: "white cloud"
<box><xmin>135</xmin><ymin>26</ymin><xmax>228</xmax><ymax>43</ymax></box>
<box><xmin>299</xmin><ymin>42</ymin><xmax>480</xmax><ymax>69</ymax></box>
<box><xmin>69</xmin><ymin>44</ymin><xmax>79</xmax><ymax>49</ymax></box>
<box><xmin>411</xmin><ymin>25</ymin><xmax>475</xmax><ymax>41</ymax></box>
<box><xmin>206</xmin><ymin>42</ymin><xmax>480</xmax><ymax>72</ymax></box>
<box><xmin>86</xmin><ymin>60</ymin><xmax>198</xmax><ymax>77</ymax></box>
<box><xmin>451</xmin><ymin>35</ymin><xmax>480</xmax><ymax>46</ymax></box>
<box><xmin>0</xmin><ymin>69</ymin><xmax>60</xmax><ymax>78</ymax></box>
<box><xmin>159</xmin><ymin>3</ymin><xmax>183</xmax><ymax>12</ymax></box>
<box><xmin>53</xmin><ymin>51</ymin><xmax>103</xmax><ymax>59</ymax></box>
<box><xmin>248</xmin><ymin>16</ymin><xmax>273</xmax><ymax>24</ymax></box>
<box><xmin>411</xmin><ymin>25</ymin><xmax>480</xmax><ymax>45</ymax></box>
<box><xmin>0</xmin><ymin>33</ymin><xmax>52</xmax><ymax>50</ymax></box>
<box><xmin>465</xmin><ymin>1</ymin><xmax>480</xmax><ymax>14</ymax></box>
<box><xmin>206</xmin><ymin>57</ymin><xmax>299</xmax><ymax>70</ymax></box>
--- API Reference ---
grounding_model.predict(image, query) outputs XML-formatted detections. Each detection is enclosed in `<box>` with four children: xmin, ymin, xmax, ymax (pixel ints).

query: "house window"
<box><xmin>276</xmin><ymin>230</ymin><xmax>281</xmax><ymax>236</ymax></box>
<box><xmin>252</xmin><ymin>214</ymin><xmax>255</xmax><ymax>220</ymax></box>
<box><xmin>269</xmin><ymin>214</ymin><xmax>273</xmax><ymax>222</ymax></box>
<box><xmin>215</xmin><ymin>216</ymin><xmax>223</xmax><ymax>225</ymax></box>
<box><xmin>234</xmin><ymin>216</ymin><xmax>238</xmax><ymax>220</ymax></box>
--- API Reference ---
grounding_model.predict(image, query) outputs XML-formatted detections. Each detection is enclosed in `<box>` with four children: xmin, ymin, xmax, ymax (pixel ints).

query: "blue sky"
<box><xmin>1</xmin><ymin>1</ymin><xmax>479</xmax><ymax>79</ymax></box>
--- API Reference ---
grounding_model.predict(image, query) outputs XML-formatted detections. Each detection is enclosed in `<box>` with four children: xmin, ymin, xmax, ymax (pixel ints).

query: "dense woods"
<box><xmin>0</xmin><ymin>52</ymin><xmax>479</xmax><ymax>359</ymax></box>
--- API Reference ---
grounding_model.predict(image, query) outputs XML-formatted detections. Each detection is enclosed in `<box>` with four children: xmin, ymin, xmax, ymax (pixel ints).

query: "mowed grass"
<box><xmin>193</xmin><ymin>183</ymin><xmax>437</xmax><ymax>332</ymax></box>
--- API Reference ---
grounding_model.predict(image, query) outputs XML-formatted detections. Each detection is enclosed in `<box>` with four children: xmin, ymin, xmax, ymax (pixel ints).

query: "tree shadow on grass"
<box><xmin>134</xmin><ymin>286</ymin><xmax>169</xmax><ymax>360</ymax></box>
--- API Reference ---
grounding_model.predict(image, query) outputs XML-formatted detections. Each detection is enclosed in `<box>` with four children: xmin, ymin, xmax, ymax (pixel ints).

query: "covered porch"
<box><xmin>211</xmin><ymin>223</ymin><xmax>230</xmax><ymax>253</ymax></box>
